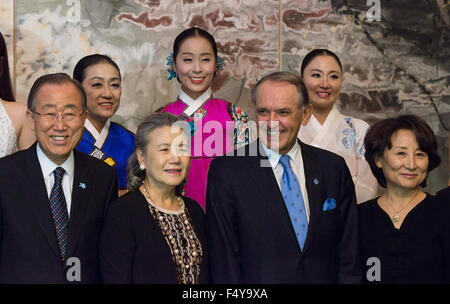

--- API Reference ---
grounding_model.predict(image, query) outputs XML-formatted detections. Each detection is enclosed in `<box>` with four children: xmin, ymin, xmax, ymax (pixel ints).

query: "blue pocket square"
<box><xmin>322</xmin><ymin>198</ymin><xmax>336</xmax><ymax>211</ymax></box>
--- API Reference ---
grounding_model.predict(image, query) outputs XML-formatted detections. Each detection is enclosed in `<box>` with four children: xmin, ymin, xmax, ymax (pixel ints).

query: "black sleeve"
<box><xmin>205</xmin><ymin>158</ymin><xmax>242</xmax><ymax>283</ymax></box>
<box><xmin>99</xmin><ymin>196</ymin><xmax>135</xmax><ymax>283</ymax></box>
<box><xmin>337</xmin><ymin>159</ymin><xmax>363</xmax><ymax>284</ymax></box>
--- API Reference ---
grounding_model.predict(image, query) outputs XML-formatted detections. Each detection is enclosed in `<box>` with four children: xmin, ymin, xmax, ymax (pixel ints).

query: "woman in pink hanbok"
<box><xmin>161</xmin><ymin>27</ymin><xmax>249</xmax><ymax>209</ymax></box>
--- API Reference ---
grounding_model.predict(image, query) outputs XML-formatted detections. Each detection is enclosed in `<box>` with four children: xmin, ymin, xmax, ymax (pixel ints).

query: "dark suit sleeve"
<box><xmin>442</xmin><ymin>206</ymin><xmax>450</xmax><ymax>284</ymax></box>
<box><xmin>435</xmin><ymin>193</ymin><xmax>450</xmax><ymax>283</ymax></box>
<box><xmin>436</xmin><ymin>187</ymin><xmax>450</xmax><ymax>201</ymax></box>
<box><xmin>0</xmin><ymin>196</ymin><xmax>2</xmax><ymax>247</ymax></box>
<box><xmin>443</xmin><ymin>224</ymin><xmax>450</xmax><ymax>284</ymax></box>
<box><xmin>104</xmin><ymin>170</ymin><xmax>119</xmax><ymax>216</ymax></box>
<box><xmin>337</xmin><ymin>162</ymin><xmax>362</xmax><ymax>283</ymax></box>
<box><xmin>100</xmin><ymin>197</ymin><xmax>135</xmax><ymax>283</ymax></box>
<box><xmin>206</xmin><ymin>158</ymin><xmax>242</xmax><ymax>283</ymax></box>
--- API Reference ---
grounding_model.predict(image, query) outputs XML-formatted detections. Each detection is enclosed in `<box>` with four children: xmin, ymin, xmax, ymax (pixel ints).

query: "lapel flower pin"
<box><xmin>313</xmin><ymin>178</ymin><xmax>319</xmax><ymax>185</ymax></box>
<box><xmin>79</xmin><ymin>182</ymin><xmax>86</xmax><ymax>189</ymax></box>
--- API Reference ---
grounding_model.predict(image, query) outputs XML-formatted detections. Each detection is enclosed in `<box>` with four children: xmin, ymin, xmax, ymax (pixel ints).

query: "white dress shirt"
<box><xmin>36</xmin><ymin>143</ymin><xmax>74</xmax><ymax>216</ymax></box>
<box><xmin>261</xmin><ymin>141</ymin><xmax>310</xmax><ymax>222</ymax></box>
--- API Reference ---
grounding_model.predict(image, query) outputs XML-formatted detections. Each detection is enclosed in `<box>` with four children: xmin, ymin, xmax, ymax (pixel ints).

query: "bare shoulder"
<box><xmin>1</xmin><ymin>101</ymin><xmax>29</xmax><ymax>134</ymax></box>
<box><xmin>2</xmin><ymin>101</ymin><xmax>36</xmax><ymax>150</ymax></box>
<box><xmin>2</xmin><ymin>100</ymin><xmax>27</xmax><ymax>120</ymax></box>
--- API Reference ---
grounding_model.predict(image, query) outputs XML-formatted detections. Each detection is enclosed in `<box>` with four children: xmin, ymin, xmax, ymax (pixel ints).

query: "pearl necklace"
<box><xmin>141</xmin><ymin>183</ymin><xmax>183</xmax><ymax>209</ymax></box>
<box><xmin>141</xmin><ymin>184</ymin><xmax>202</xmax><ymax>274</ymax></box>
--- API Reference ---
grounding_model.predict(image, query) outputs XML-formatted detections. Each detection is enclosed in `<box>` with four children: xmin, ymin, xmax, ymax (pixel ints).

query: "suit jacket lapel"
<box><xmin>66</xmin><ymin>151</ymin><xmax>92</xmax><ymax>259</ymax></box>
<box><xmin>21</xmin><ymin>143</ymin><xmax>62</xmax><ymax>261</ymax></box>
<box><xmin>250</xmin><ymin>140</ymin><xmax>300</xmax><ymax>250</ymax></box>
<box><xmin>300</xmin><ymin>141</ymin><xmax>324</xmax><ymax>254</ymax></box>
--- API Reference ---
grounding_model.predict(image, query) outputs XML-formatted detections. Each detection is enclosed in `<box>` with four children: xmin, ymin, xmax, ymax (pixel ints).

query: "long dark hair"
<box><xmin>73</xmin><ymin>54</ymin><xmax>121</xmax><ymax>83</ymax></box>
<box><xmin>0</xmin><ymin>32</ymin><xmax>15</xmax><ymax>101</ymax></box>
<box><xmin>173</xmin><ymin>27</ymin><xmax>218</xmax><ymax>64</ymax></box>
<box><xmin>172</xmin><ymin>27</ymin><xmax>218</xmax><ymax>82</ymax></box>
<box><xmin>300</xmin><ymin>49</ymin><xmax>343</xmax><ymax>77</ymax></box>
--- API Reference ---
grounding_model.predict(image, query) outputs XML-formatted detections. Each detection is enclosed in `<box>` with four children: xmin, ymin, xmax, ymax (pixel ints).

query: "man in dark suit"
<box><xmin>0</xmin><ymin>73</ymin><xmax>118</xmax><ymax>283</ymax></box>
<box><xmin>206</xmin><ymin>72</ymin><xmax>361</xmax><ymax>283</ymax></box>
<box><xmin>436</xmin><ymin>186</ymin><xmax>450</xmax><ymax>202</ymax></box>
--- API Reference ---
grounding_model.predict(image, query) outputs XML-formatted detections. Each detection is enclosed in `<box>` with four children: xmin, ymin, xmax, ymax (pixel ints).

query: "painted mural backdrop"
<box><xmin>0</xmin><ymin>0</ymin><xmax>448</xmax><ymax>192</ymax></box>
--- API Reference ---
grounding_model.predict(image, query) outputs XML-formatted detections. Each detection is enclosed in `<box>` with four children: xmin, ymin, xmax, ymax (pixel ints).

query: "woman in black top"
<box><xmin>360</xmin><ymin>115</ymin><xmax>449</xmax><ymax>283</ymax></box>
<box><xmin>100</xmin><ymin>112</ymin><xmax>207</xmax><ymax>283</ymax></box>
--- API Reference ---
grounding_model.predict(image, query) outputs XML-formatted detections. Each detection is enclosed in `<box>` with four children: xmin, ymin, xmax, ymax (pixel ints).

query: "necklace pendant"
<box><xmin>392</xmin><ymin>214</ymin><xmax>400</xmax><ymax>224</ymax></box>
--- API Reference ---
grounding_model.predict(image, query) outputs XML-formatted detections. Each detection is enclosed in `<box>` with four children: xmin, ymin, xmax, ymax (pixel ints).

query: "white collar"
<box><xmin>310</xmin><ymin>104</ymin><xmax>340</xmax><ymax>130</ymax></box>
<box><xmin>36</xmin><ymin>143</ymin><xmax>75</xmax><ymax>178</ymax></box>
<box><xmin>261</xmin><ymin>141</ymin><xmax>301</xmax><ymax>169</ymax></box>
<box><xmin>85</xmin><ymin>118</ymin><xmax>111</xmax><ymax>147</ymax></box>
<box><xmin>179</xmin><ymin>87</ymin><xmax>212</xmax><ymax>106</ymax></box>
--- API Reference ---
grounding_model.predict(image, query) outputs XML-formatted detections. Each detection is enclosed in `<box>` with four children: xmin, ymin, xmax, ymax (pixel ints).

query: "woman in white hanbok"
<box><xmin>298</xmin><ymin>49</ymin><xmax>378</xmax><ymax>203</ymax></box>
<box><xmin>0</xmin><ymin>32</ymin><xmax>35</xmax><ymax>157</ymax></box>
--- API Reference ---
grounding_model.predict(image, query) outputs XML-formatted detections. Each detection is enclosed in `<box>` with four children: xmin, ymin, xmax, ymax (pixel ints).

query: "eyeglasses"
<box><xmin>31</xmin><ymin>110</ymin><xmax>86</xmax><ymax>123</ymax></box>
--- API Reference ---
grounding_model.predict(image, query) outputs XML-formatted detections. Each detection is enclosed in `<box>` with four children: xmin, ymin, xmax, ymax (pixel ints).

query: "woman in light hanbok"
<box><xmin>298</xmin><ymin>49</ymin><xmax>378</xmax><ymax>203</ymax></box>
<box><xmin>0</xmin><ymin>31</ymin><xmax>35</xmax><ymax>157</ymax></box>
<box><xmin>161</xmin><ymin>27</ymin><xmax>249</xmax><ymax>209</ymax></box>
<box><xmin>73</xmin><ymin>54</ymin><xmax>135</xmax><ymax>196</ymax></box>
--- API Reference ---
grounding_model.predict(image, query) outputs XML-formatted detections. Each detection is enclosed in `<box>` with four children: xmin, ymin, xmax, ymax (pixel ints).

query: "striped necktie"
<box><xmin>49</xmin><ymin>167</ymin><xmax>69</xmax><ymax>261</ymax></box>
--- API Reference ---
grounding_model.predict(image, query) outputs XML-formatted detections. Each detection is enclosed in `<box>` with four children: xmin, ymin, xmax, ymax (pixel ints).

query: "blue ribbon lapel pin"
<box><xmin>79</xmin><ymin>182</ymin><xmax>86</xmax><ymax>190</ymax></box>
<box><xmin>322</xmin><ymin>198</ymin><xmax>336</xmax><ymax>211</ymax></box>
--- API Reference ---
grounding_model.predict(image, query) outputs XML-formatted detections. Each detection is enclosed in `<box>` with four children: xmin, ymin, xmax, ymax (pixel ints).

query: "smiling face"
<box><xmin>173</xmin><ymin>36</ymin><xmax>216</xmax><ymax>99</ymax></box>
<box><xmin>376</xmin><ymin>129</ymin><xmax>429</xmax><ymax>192</ymax></box>
<box><xmin>81</xmin><ymin>62</ymin><xmax>121</xmax><ymax>130</ymax></box>
<box><xmin>255</xmin><ymin>80</ymin><xmax>311</xmax><ymax>155</ymax></box>
<box><xmin>27</xmin><ymin>82</ymin><xmax>86</xmax><ymax>165</ymax></box>
<box><xmin>302</xmin><ymin>55</ymin><xmax>342</xmax><ymax>112</ymax></box>
<box><xmin>137</xmin><ymin>125</ymin><xmax>190</xmax><ymax>191</ymax></box>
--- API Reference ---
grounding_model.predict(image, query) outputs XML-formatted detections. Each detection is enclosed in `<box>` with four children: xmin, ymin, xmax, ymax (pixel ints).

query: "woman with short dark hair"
<box><xmin>359</xmin><ymin>114</ymin><xmax>450</xmax><ymax>283</ymax></box>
